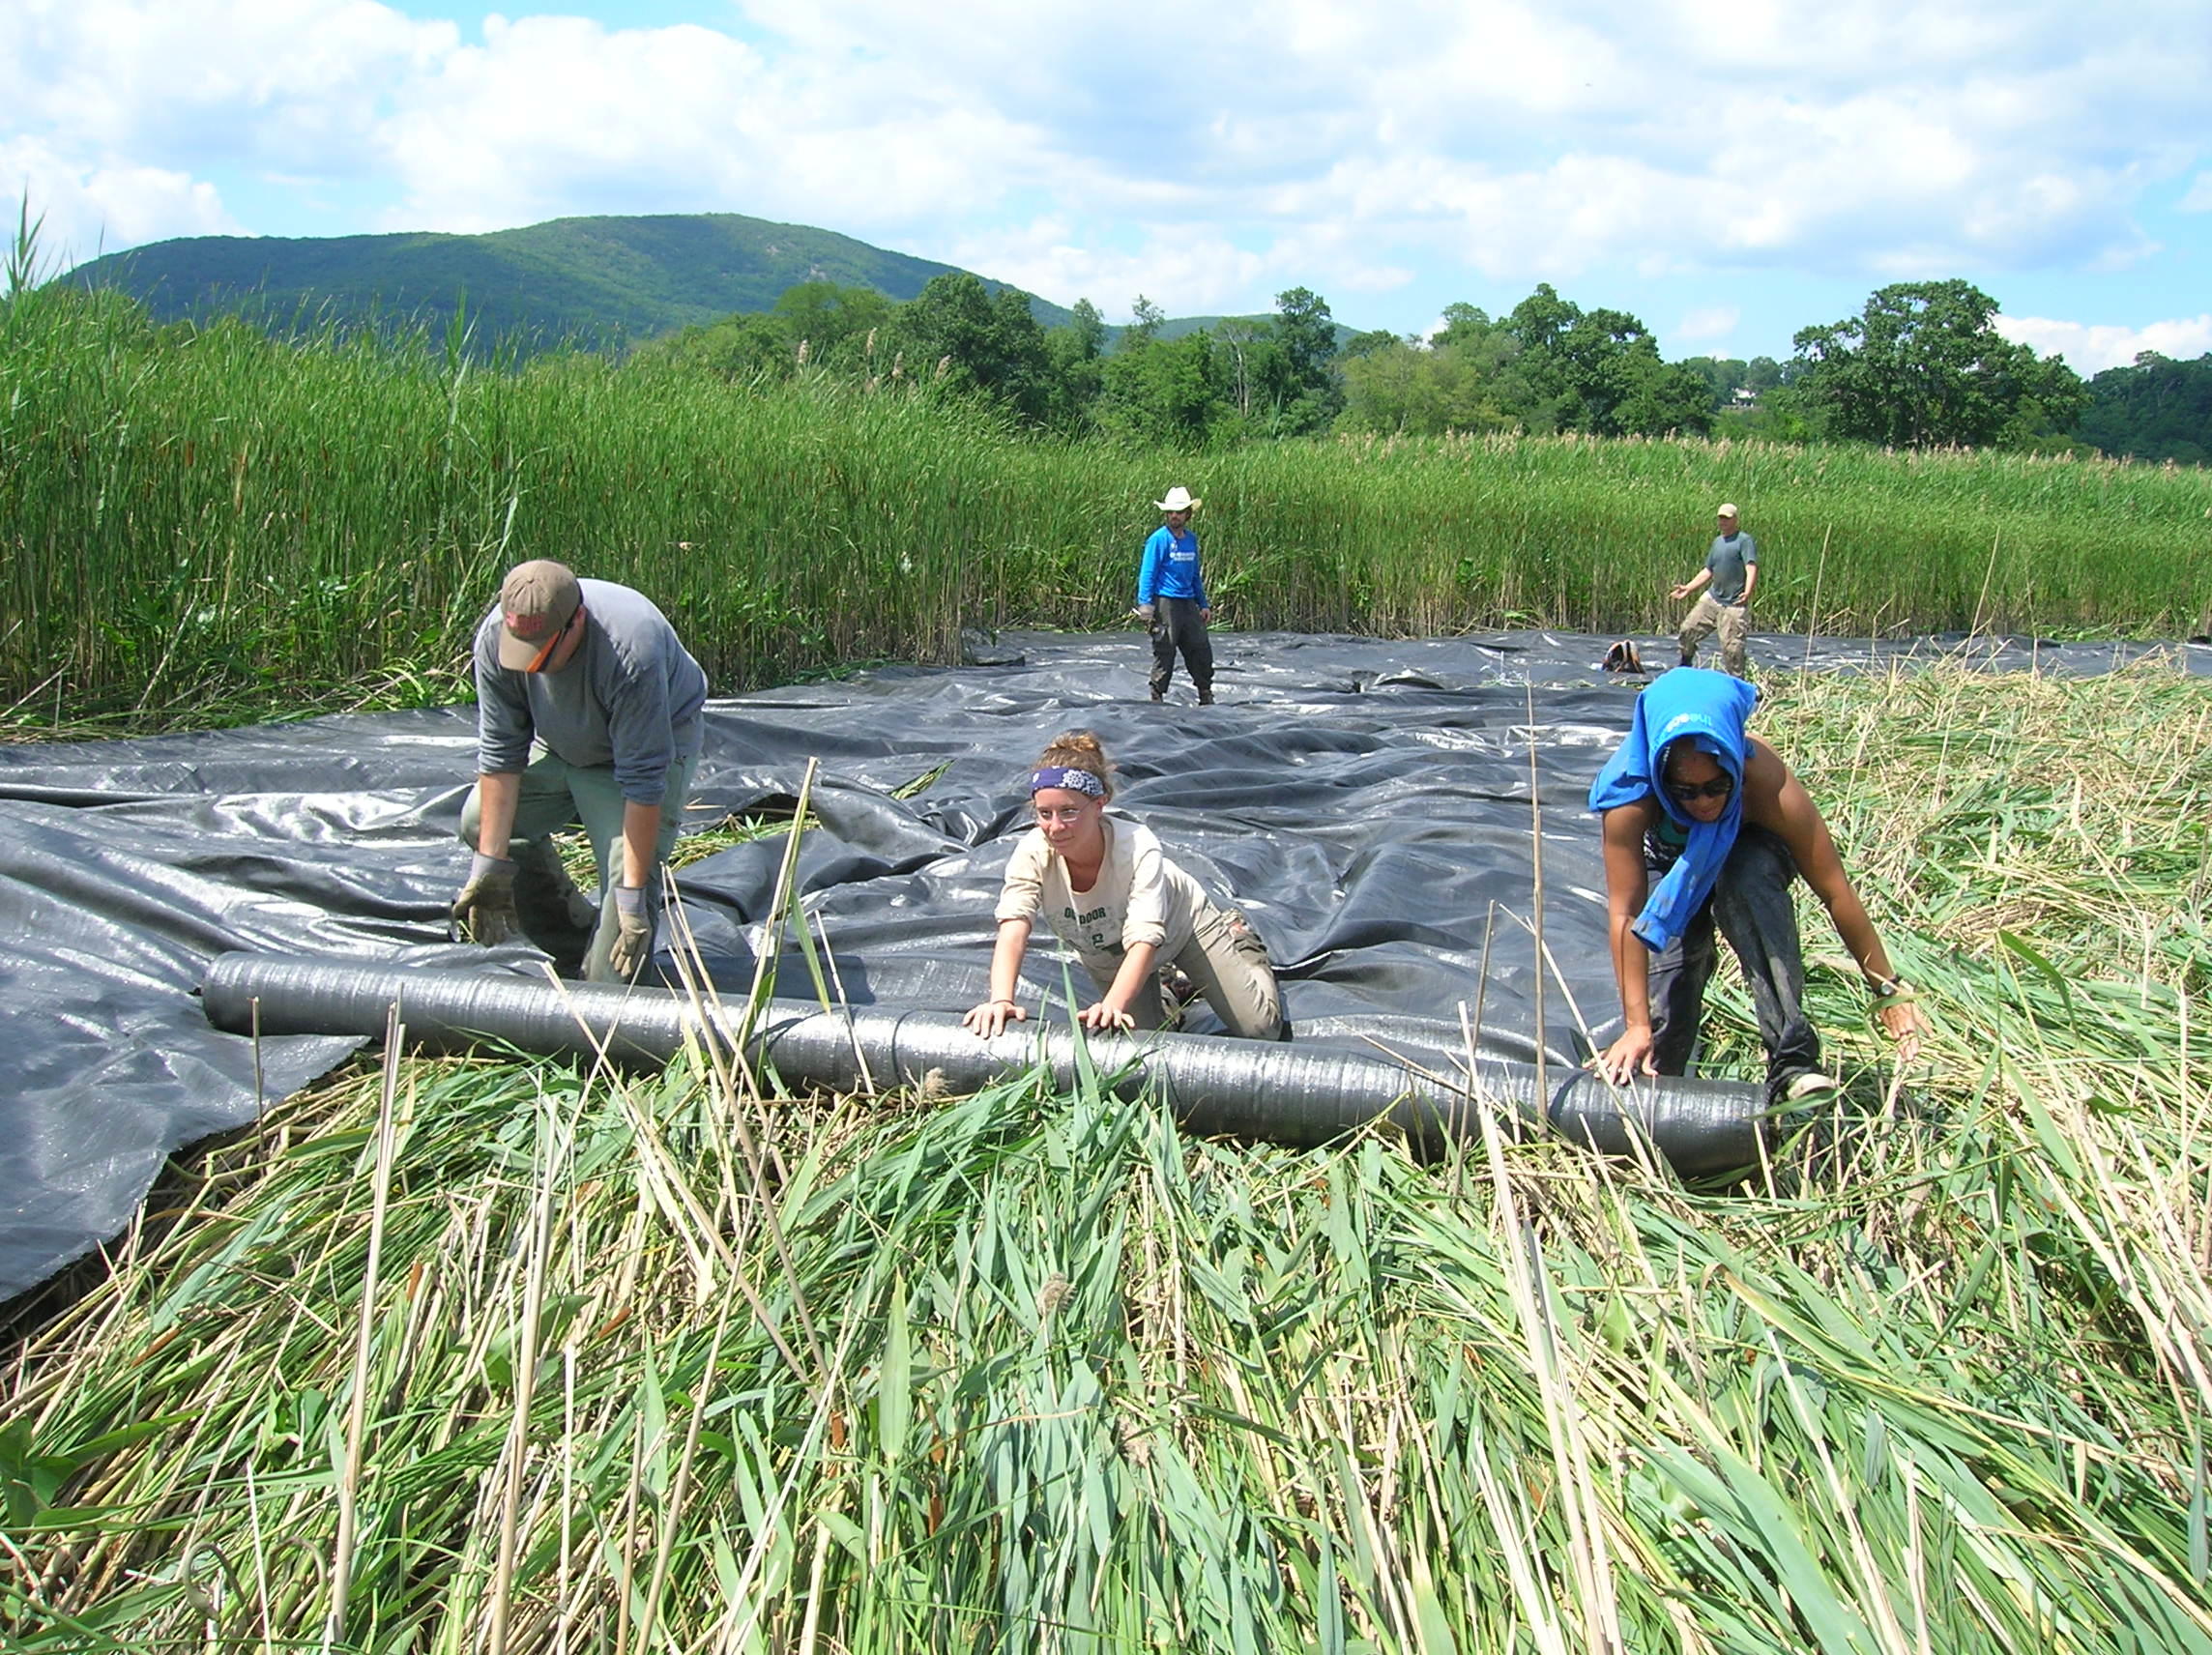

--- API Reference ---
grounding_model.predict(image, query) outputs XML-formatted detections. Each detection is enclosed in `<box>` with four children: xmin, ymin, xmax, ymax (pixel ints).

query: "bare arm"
<box><xmin>963</xmin><ymin>917</ymin><xmax>1033</xmax><ymax>1037</ymax></box>
<box><xmin>1737</xmin><ymin>560</ymin><xmax>1759</xmax><ymax>606</ymax></box>
<box><xmin>1746</xmin><ymin>741</ymin><xmax>1927</xmax><ymax>1059</ymax></box>
<box><xmin>1591</xmin><ymin>800</ymin><xmax>1662</xmax><ymax>1083</ymax></box>
<box><xmin>1671</xmin><ymin>567</ymin><xmax>1712</xmax><ymax>601</ymax></box>
<box><xmin>474</xmin><ymin>772</ymin><xmax>522</xmax><ymax>857</ymax></box>
<box><xmin>620</xmin><ymin>799</ymin><xmax>659</xmax><ymax>890</ymax></box>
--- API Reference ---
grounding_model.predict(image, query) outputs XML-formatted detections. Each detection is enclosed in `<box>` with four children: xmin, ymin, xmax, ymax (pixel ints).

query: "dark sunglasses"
<box><xmin>1667</xmin><ymin>774</ymin><xmax>1734</xmax><ymax>804</ymax></box>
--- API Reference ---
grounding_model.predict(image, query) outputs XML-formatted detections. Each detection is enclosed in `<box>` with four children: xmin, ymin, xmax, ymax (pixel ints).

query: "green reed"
<box><xmin>5</xmin><ymin>282</ymin><xmax>2209</xmax><ymax>728</ymax></box>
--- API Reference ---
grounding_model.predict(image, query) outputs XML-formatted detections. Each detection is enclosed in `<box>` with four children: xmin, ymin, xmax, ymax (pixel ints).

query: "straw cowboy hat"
<box><xmin>1154</xmin><ymin>486</ymin><xmax>1201</xmax><ymax>511</ymax></box>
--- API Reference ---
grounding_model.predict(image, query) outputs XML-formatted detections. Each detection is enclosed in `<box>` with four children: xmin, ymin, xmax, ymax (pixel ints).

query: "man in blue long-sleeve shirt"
<box><xmin>1134</xmin><ymin>485</ymin><xmax>1214</xmax><ymax>704</ymax></box>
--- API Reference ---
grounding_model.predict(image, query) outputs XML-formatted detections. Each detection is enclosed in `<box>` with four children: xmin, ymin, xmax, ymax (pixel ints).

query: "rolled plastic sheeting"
<box><xmin>200</xmin><ymin>952</ymin><xmax>1767</xmax><ymax>1176</ymax></box>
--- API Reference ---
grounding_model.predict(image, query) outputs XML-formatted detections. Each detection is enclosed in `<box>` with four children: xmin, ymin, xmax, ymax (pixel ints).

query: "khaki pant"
<box><xmin>1677</xmin><ymin>594</ymin><xmax>1751</xmax><ymax>677</ymax></box>
<box><xmin>1086</xmin><ymin>905</ymin><xmax>1287</xmax><ymax>1040</ymax></box>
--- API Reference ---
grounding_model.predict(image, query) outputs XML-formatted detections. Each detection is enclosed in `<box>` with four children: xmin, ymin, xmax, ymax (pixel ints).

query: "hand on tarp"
<box><xmin>1078</xmin><ymin>999</ymin><xmax>1137</xmax><ymax>1033</ymax></box>
<box><xmin>962</xmin><ymin>998</ymin><xmax>1029</xmax><ymax>1039</ymax></box>
<box><xmin>451</xmin><ymin>854</ymin><xmax>519</xmax><ymax>946</ymax></box>
<box><xmin>1590</xmin><ymin>1024</ymin><xmax>1659</xmax><ymax>1087</ymax></box>
<box><xmin>609</xmin><ymin>886</ymin><xmax>653</xmax><ymax>980</ymax></box>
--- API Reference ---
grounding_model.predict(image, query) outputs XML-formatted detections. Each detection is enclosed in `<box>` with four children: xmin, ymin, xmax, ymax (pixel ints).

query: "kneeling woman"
<box><xmin>962</xmin><ymin>731</ymin><xmax>1288</xmax><ymax>1040</ymax></box>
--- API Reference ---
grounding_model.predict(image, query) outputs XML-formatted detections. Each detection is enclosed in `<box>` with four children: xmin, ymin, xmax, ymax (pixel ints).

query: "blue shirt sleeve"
<box><xmin>1137</xmin><ymin>528</ymin><xmax>1168</xmax><ymax>606</ymax></box>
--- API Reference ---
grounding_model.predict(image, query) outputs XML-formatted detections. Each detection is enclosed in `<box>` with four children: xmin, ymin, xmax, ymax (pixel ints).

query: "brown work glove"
<box><xmin>451</xmin><ymin>853</ymin><xmax>519</xmax><ymax>945</ymax></box>
<box><xmin>609</xmin><ymin>886</ymin><xmax>653</xmax><ymax>980</ymax></box>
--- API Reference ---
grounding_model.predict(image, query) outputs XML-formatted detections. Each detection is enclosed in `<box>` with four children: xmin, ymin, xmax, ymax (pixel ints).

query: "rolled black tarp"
<box><xmin>200</xmin><ymin>952</ymin><xmax>1768</xmax><ymax>1176</ymax></box>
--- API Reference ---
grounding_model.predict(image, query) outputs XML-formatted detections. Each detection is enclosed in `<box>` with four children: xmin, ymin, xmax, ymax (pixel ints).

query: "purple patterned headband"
<box><xmin>1031</xmin><ymin>766</ymin><xmax>1105</xmax><ymax>798</ymax></box>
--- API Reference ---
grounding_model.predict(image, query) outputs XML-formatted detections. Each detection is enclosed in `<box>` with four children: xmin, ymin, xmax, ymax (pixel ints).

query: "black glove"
<box><xmin>451</xmin><ymin>853</ymin><xmax>520</xmax><ymax>946</ymax></box>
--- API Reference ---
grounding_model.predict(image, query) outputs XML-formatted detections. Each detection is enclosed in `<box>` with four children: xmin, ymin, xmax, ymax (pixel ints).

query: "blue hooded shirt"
<box><xmin>1586</xmin><ymin>668</ymin><xmax>1759</xmax><ymax>952</ymax></box>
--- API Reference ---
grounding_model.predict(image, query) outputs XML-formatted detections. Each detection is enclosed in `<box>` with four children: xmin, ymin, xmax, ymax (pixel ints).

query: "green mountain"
<box><xmin>65</xmin><ymin>212</ymin><xmax>1077</xmax><ymax>349</ymax></box>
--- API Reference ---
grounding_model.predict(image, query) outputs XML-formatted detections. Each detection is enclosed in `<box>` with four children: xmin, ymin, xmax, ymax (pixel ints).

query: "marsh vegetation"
<box><xmin>4</xmin><ymin>283</ymin><xmax>2207</xmax><ymax>731</ymax></box>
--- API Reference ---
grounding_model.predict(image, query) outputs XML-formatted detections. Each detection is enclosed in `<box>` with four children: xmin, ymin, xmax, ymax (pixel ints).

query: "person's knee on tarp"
<box><xmin>1586</xmin><ymin>667</ymin><xmax>1925</xmax><ymax>1104</ymax></box>
<box><xmin>962</xmin><ymin>730</ymin><xmax>1286</xmax><ymax>1041</ymax></box>
<box><xmin>451</xmin><ymin>559</ymin><xmax>707</xmax><ymax>985</ymax></box>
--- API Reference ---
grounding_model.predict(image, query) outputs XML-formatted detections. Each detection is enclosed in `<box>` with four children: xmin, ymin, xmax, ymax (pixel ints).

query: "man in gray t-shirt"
<box><xmin>449</xmin><ymin>560</ymin><xmax>708</xmax><ymax>983</ymax></box>
<box><xmin>1671</xmin><ymin>502</ymin><xmax>1759</xmax><ymax>677</ymax></box>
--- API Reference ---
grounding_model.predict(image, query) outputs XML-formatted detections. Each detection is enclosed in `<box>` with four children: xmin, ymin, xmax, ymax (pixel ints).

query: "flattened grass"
<box><xmin>3</xmin><ymin>667</ymin><xmax>2209</xmax><ymax>1652</ymax></box>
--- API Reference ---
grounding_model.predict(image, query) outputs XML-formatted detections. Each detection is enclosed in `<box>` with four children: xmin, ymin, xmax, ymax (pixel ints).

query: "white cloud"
<box><xmin>2</xmin><ymin>137</ymin><xmax>240</xmax><ymax>263</ymax></box>
<box><xmin>8</xmin><ymin>0</ymin><xmax>450</xmax><ymax>171</ymax></box>
<box><xmin>2</xmin><ymin>0</ymin><xmax>2208</xmax><ymax>317</ymax></box>
<box><xmin>1994</xmin><ymin>313</ymin><xmax>2212</xmax><ymax>374</ymax></box>
<box><xmin>1675</xmin><ymin>305</ymin><xmax>1740</xmax><ymax>343</ymax></box>
<box><xmin>2181</xmin><ymin>172</ymin><xmax>2212</xmax><ymax>213</ymax></box>
<box><xmin>944</xmin><ymin>223</ymin><xmax>1280</xmax><ymax>318</ymax></box>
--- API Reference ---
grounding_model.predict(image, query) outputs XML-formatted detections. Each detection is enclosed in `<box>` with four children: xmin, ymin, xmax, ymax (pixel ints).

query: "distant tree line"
<box><xmin>2072</xmin><ymin>351</ymin><xmax>2212</xmax><ymax>465</ymax></box>
<box><xmin>633</xmin><ymin>272</ymin><xmax>2210</xmax><ymax>463</ymax></box>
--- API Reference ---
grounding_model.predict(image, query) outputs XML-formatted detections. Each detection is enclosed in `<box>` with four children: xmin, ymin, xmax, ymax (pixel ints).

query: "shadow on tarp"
<box><xmin>1</xmin><ymin>626</ymin><xmax>2203</xmax><ymax>1302</ymax></box>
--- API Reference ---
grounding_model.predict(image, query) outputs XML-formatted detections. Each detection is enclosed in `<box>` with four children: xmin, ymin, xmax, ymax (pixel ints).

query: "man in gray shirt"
<box><xmin>450</xmin><ymin>560</ymin><xmax>708</xmax><ymax>982</ymax></box>
<box><xmin>1672</xmin><ymin>502</ymin><xmax>1759</xmax><ymax>678</ymax></box>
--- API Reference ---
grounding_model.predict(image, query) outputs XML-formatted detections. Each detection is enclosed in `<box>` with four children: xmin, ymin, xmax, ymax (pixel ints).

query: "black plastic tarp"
<box><xmin>3</xmin><ymin>627</ymin><xmax>2202</xmax><ymax>1297</ymax></box>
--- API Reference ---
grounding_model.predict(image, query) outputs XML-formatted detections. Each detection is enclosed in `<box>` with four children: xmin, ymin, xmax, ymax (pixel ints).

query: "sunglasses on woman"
<box><xmin>1667</xmin><ymin>774</ymin><xmax>1734</xmax><ymax>803</ymax></box>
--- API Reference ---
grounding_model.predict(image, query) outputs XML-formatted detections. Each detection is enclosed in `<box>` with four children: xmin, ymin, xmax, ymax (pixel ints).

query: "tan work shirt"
<box><xmin>994</xmin><ymin>814</ymin><xmax>1208</xmax><ymax>974</ymax></box>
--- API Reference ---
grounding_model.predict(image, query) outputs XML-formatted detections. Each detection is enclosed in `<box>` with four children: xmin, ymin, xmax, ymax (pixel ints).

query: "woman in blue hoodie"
<box><xmin>1586</xmin><ymin>668</ymin><xmax>1927</xmax><ymax>1102</ymax></box>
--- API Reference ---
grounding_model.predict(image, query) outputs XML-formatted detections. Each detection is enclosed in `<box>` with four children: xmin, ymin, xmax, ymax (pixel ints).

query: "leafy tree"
<box><xmin>626</xmin><ymin>280</ymin><xmax>894</xmax><ymax>384</ymax></box>
<box><xmin>636</xmin><ymin>309</ymin><xmax>791</xmax><ymax>381</ymax></box>
<box><xmin>2074</xmin><ymin>352</ymin><xmax>2212</xmax><ymax>463</ymax></box>
<box><xmin>1501</xmin><ymin>283</ymin><xmax>1712</xmax><ymax>436</ymax></box>
<box><xmin>1123</xmin><ymin>295</ymin><xmax>1167</xmax><ymax>349</ymax></box>
<box><xmin>1680</xmin><ymin>355</ymin><xmax>1788</xmax><ymax>406</ymax></box>
<box><xmin>1272</xmin><ymin>286</ymin><xmax>1345</xmax><ymax>433</ymax></box>
<box><xmin>889</xmin><ymin>273</ymin><xmax>1054</xmax><ymax>424</ymax></box>
<box><xmin>1790</xmin><ymin>279</ymin><xmax>2085</xmax><ymax>449</ymax></box>
<box><xmin>1092</xmin><ymin>289</ymin><xmax>1347</xmax><ymax>444</ymax></box>
<box><xmin>1274</xmin><ymin>286</ymin><xmax>1334</xmax><ymax>369</ymax></box>
<box><xmin>1041</xmin><ymin>298</ymin><xmax>1109</xmax><ymax>433</ymax></box>
<box><xmin>1337</xmin><ymin>337</ymin><xmax>1519</xmax><ymax>435</ymax></box>
<box><xmin>1098</xmin><ymin>329</ymin><xmax>1237</xmax><ymax>447</ymax></box>
<box><xmin>771</xmin><ymin>280</ymin><xmax>894</xmax><ymax>371</ymax></box>
<box><xmin>1210</xmin><ymin>316</ymin><xmax>1274</xmax><ymax>423</ymax></box>
<box><xmin>1432</xmin><ymin>302</ymin><xmax>1497</xmax><ymax>351</ymax></box>
<box><xmin>1336</xmin><ymin>306</ymin><xmax>1525</xmax><ymax>436</ymax></box>
<box><xmin>1339</xmin><ymin>327</ymin><xmax>1404</xmax><ymax>361</ymax></box>
<box><xmin>1614</xmin><ymin>353</ymin><xmax>1724</xmax><ymax>438</ymax></box>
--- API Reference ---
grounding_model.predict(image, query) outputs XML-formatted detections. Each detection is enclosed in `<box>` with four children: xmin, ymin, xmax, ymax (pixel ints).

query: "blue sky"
<box><xmin>9</xmin><ymin>0</ymin><xmax>2211</xmax><ymax>371</ymax></box>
